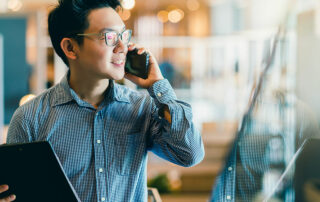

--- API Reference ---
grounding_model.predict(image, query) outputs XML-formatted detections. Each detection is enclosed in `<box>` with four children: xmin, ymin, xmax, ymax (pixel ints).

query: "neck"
<box><xmin>69</xmin><ymin>69</ymin><xmax>109</xmax><ymax>109</ymax></box>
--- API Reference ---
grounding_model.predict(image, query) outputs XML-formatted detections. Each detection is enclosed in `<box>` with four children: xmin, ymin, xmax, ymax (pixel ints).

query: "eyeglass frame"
<box><xmin>76</xmin><ymin>29</ymin><xmax>132</xmax><ymax>46</ymax></box>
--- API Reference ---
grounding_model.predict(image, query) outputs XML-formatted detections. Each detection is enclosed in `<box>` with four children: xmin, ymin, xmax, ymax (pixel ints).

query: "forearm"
<box><xmin>151</xmin><ymin>124</ymin><xmax>204</xmax><ymax>167</ymax></box>
<box><xmin>147</xmin><ymin>79</ymin><xmax>204</xmax><ymax>166</ymax></box>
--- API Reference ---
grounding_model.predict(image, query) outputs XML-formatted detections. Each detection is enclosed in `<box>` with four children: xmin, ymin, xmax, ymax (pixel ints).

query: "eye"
<box><xmin>105</xmin><ymin>32</ymin><xmax>118</xmax><ymax>45</ymax></box>
<box><xmin>121</xmin><ymin>30</ymin><xmax>131</xmax><ymax>44</ymax></box>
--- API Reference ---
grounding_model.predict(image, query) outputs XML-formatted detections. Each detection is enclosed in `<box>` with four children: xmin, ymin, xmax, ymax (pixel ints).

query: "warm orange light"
<box><xmin>120</xmin><ymin>9</ymin><xmax>131</xmax><ymax>21</ymax></box>
<box><xmin>187</xmin><ymin>0</ymin><xmax>200</xmax><ymax>11</ymax></box>
<box><xmin>168</xmin><ymin>9</ymin><xmax>184</xmax><ymax>23</ymax></box>
<box><xmin>176</xmin><ymin>9</ymin><xmax>184</xmax><ymax>19</ymax></box>
<box><xmin>122</xmin><ymin>0</ymin><xmax>135</xmax><ymax>10</ymax></box>
<box><xmin>7</xmin><ymin>0</ymin><xmax>22</xmax><ymax>12</ymax></box>
<box><xmin>157</xmin><ymin>10</ymin><xmax>168</xmax><ymax>23</ymax></box>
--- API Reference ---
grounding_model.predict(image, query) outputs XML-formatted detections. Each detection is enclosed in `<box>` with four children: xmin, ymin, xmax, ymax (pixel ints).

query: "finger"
<box><xmin>128</xmin><ymin>43</ymin><xmax>136</xmax><ymax>51</ymax></box>
<box><xmin>0</xmin><ymin>194</ymin><xmax>16</xmax><ymax>202</ymax></box>
<box><xmin>0</xmin><ymin>185</ymin><xmax>8</xmax><ymax>193</ymax></box>
<box><xmin>127</xmin><ymin>43</ymin><xmax>146</xmax><ymax>53</ymax></box>
<box><xmin>125</xmin><ymin>73</ymin><xmax>145</xmax><ymax>83</ymax></box>
<box><xmin>137</xmin><ymin>48</ymin><xmax>146</xmax><ymax>54</ymax></box>
<box><xmin>124</xmin><ymin>72</ymin><xmax>138</xmax><ymax>82</ymax></box>
<box><xmin>146</xmin><ymin>51</ymin><xmax>158</xmax><ymax>66</ymax></box>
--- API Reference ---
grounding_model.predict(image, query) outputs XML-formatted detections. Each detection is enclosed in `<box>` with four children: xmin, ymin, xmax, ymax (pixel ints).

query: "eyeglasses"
<box><xmin>76</xmin><ymin>29</ymin><xmax>132</xmax><ymax>46</ymax></box>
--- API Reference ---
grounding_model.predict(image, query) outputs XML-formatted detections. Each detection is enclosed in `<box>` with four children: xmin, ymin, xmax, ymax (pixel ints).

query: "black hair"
<box><xmin>48</xmin><ymin>0</ymin><xmax>121</xmax><ymax>66</ymax></box>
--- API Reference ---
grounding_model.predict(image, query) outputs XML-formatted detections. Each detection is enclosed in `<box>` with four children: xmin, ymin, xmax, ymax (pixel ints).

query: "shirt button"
<box><xmin>227</xmin><ymin>195</ymin><xmax>231</xmax><ymax>200</ymax></box>
<box><xmin>97</xmin><ymin>140</ymin><xmax>101</xmax><ymax>144</ymax></box>
<box><xmin>99</xmin><ymin>168</ymin><xmax>103</xmax><ymax>173</ymax></box>
<box><xmin>228</xmin><ymin>167</ymin><xmax>233</xmax><ymax>171</ymax></box>
<box><xmin>157</xmin><ymin>92</ymin><xmax>162</xmax><ymax>97</ymax></box>
<box><xmin>101</xmin><ymin>197</ymin><xmax>106</xmax><ymax>201</ymax></box>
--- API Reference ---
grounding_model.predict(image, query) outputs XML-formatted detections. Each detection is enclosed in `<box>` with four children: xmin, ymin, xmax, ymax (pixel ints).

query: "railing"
<box><xmin>148</xmin><ymin>187</ymin><xmax>162</xmax><ymax>202</ymax></box>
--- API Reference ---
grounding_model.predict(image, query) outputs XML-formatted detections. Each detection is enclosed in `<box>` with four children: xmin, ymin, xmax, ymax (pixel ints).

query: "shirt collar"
<box><xmin>108</xmin><ymin>80</ymin><xmax>130</xmax><ymax>103</ymax></box>
<box><xmin>52</xmin><ymin>71</ymin><xmax>130</xmax><ymax>107</ymax></box>
<box><xmin>52</xmin><ymin>72</ymin><xmax>73</xmax><ymax>107</ymax></box>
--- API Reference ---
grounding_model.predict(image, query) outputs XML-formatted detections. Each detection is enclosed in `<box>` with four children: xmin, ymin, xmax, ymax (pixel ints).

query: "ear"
<box><xmin>60</xmin><ymin>38</ymin><xmax>78</xmax><ymax>61</ymax></box>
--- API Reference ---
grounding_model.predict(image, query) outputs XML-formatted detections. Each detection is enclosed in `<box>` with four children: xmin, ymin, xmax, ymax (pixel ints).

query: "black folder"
<box><xmin>0</xmin><ymin>141</ymin><xmax>81</xmax><ymax>202</ymax></box>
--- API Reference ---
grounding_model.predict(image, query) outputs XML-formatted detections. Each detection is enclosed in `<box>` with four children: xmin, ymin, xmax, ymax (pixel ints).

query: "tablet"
<box><xmin>0</xmin><ymin>141</ymin><xmax>81</xmax><ymax>202</ymax></box>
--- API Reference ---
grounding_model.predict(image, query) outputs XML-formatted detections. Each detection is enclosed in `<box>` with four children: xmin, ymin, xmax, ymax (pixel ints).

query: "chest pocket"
<box><xmin>113</xmin><ymin>133</ymin><xmax>145</xmax><ymax>176</ymax></box>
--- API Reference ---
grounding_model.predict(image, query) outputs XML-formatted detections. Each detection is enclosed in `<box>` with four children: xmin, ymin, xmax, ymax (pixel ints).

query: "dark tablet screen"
<box><xmin>0</xmin><ymin>141</ymin><xmax>80</xmax><ymax>202</ymax></box>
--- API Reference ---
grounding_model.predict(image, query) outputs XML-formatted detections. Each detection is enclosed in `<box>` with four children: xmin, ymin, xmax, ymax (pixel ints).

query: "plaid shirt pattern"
<box><xmin>7</xmin><ymin>73</ymin><xmax>204</xmax><ymax>202</ymax></box>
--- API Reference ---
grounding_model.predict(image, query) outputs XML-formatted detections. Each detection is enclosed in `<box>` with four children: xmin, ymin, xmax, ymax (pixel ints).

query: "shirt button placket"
<box><xmin>94</xmin><ymin>112</ymin><xmax>106</xmax><ymax>202</ymax></box>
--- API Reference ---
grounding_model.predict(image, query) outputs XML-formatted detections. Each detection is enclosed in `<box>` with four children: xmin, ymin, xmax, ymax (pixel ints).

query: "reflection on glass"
<box><xmin>210</xmin><ymin>1</ymin><xmax>320</xmax><ymax>201</ymax></box>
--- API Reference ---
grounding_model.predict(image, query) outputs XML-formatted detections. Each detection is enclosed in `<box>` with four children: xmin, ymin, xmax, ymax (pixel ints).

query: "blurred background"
<box><xmin>1</xmin><ymin>0</ymin><xmax>320</xmax><ymax>201</ymax></box>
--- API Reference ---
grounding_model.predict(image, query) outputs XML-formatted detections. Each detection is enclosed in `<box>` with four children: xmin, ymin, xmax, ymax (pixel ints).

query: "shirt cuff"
<box><xmin>147</xmin><ymin>79</ymin><xmax>177</xmax><ymax>107</ymax></box>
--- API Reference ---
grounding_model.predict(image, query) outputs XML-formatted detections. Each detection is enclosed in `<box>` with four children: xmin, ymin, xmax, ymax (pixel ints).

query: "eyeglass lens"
<box><xmin>105</xmin><ymin>30</ymin><xmax>131</xmax><ymax>46</ymax></box>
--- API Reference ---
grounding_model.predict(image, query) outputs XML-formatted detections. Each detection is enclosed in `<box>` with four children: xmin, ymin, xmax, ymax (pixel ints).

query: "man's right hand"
<box><xmin>0</xmin><ymin>185</ymin><xmax>15</xmax><ymax>202</ymax></box>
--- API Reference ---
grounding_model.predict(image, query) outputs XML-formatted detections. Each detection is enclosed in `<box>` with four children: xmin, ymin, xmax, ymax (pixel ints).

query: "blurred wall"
<box><xmin>0</xmin><ymin>16</ymin><xmax>30</xmax><ymax>124</ymax></box>
<box><xmin>0</xmin><ymin>34</ymin><xmax>3</xmax><ymax>143</ymax></box>
<box><xmin>297</xmin><ymin>10</ymin><xmax>320</xmax><ymax>123</ymax></box>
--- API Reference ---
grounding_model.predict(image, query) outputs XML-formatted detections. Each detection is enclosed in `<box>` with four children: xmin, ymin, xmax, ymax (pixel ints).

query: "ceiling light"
<box><xmin>122</xmin><ymin>0</ymin><xmax>135</xmax><ymax>10</ymax></box>
<box><xmin>157</xmin><ymin>10</ymin><xmax>168</xmax><ymax>23</ymax></box>
<box><xmin>187</xmin><ymin>0</ymin><xmax>200</xmax><ymax>11</ymax></box>
<box><xmin>120</xmin><ymin>9</ymin><xmax>131</xmax><ymax>21</ymax></box>
<box><xmin>7</xmin><ymin>0</ymin><xmax>22</xmax><ymax>12</ymax></box>
<box><xmin>168</xmin><ymin>9</ymin><xmax>184</xmax><ymax>23</ymax></box>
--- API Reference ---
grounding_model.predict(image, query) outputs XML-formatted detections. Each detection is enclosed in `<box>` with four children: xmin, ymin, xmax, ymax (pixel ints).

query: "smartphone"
<box><xmin>125</xmin><ymin>49</ymin><xmax>150</xmax><ymax>79</ymax></box>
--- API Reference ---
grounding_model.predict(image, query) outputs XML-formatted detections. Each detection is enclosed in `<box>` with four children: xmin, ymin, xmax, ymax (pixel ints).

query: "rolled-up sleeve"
<box><xmin>147</xmin><ymin>79</ymin><xmax>205</xmax><ymax>167</ymax></box>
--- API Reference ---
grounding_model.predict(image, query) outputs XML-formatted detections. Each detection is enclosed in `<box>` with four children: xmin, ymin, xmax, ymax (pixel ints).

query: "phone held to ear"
<box><xmin>125</xmin><ymin>49</ymin><xmax>150</xmax><ymax>79</ymax></box>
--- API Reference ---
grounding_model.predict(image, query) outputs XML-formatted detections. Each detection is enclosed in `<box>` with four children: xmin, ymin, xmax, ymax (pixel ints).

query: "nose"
<box><xmin>113</xmin><ymin>39</ymin><xmax>126</xmax><ymax>53</ymax></box>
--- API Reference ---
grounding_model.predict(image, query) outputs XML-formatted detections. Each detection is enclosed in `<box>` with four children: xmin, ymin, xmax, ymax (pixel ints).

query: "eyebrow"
<box><xmin>99</xmin><ymin>26</ymin><xmax>126</xmax><ymax>33</ymax></box>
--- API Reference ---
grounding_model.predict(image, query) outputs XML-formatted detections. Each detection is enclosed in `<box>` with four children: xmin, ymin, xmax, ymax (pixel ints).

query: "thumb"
<box><xmin>124</xmin><ymin>72</ymin><xmax>142</xmax><ymax>83</ymax></box>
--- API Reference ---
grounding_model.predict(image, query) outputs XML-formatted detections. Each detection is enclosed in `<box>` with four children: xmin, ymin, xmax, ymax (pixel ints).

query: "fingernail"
<box><xmin>10</xmin><ymin>194</ymin><xmax>16</xmax><ymax>200</ymax></box>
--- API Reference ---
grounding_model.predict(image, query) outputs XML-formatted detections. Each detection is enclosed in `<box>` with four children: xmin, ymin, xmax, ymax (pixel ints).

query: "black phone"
<box><xmin>125</xmin><ymin>49</ymin><xmax>150</xmax><ymax>79</ymax></box>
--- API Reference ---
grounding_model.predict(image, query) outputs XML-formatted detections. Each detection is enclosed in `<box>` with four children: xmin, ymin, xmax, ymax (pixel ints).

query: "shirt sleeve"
<box><xmin>147</xmin><ymin>79</ymin><xmax>205</xmax><ymax>167</ymax></box>
<box><xmin>6</xmin><ymin>107</ymin><xmax>32</xmax><ymax>144</ymax></box>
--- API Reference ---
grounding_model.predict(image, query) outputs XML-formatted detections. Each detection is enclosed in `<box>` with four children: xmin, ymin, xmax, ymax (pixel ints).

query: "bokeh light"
<box><xmin>120</xmin><ymin>9</ymin><xmax>131</xmax><ymax>21</ymax></box>
<box><xmin>168</xmin><ymin>9</ymin><xmax>184</xmax><ymax>23</ymax></box>
<box><xmin>7</xmin><ymin>0</ymin><xmax>23</xmax><ymax>12</ymax></box>
<box><xmin>187</xmin><ymin>0</ymin><xmax>200</xmax><ymax>11</ymax></box>
<box><xmin>157</xmin><ymin>10</ymin><xmax>168</xmax><ymax>23</ymax></box>
<box><xmin>122</xmin><ymin>0</ymin><xmax>135</xmax><ymax>10</ymax></box>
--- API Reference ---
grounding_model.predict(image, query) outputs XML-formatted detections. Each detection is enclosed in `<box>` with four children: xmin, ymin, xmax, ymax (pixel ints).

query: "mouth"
<box><xmin>111</xmin><ymin>59</ymin><xmax>125</xmax><ymax>67</ymax></box>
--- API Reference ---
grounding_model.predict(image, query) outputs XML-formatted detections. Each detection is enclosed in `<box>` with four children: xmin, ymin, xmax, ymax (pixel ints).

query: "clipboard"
<box><xmin>0</xmin><ymin>141</ymin><xmax>81</xmax><ymax>202</ymax></box>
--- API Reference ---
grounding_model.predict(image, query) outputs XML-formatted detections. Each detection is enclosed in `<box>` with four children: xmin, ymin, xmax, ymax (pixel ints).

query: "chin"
<box><xmin>99</xmin><ymin>68</ymin><xmax>124</xmax><ymax>80</ymax></box>
<box><xmin>113</xmin><ymin>75</ymin><xmax>125</xmax><ymax>80</ymax></box>
<box><xmin>109</xmin><ymin>72</ymin><xmax>125</xmax><ymax>80</ymax></box>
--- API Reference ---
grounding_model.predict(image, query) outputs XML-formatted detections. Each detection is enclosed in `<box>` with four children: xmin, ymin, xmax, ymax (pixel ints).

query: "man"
<box><xmin>0</xmin><ymin>0</ymin><xmax>204</xmax><ymax>201</ymax></box>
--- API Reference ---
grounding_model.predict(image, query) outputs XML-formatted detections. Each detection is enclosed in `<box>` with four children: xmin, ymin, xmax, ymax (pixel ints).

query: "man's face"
<box><xmin>75</xmin><ymin>7</ymin><xmax>128</xmax><ymax>80</ymax></box>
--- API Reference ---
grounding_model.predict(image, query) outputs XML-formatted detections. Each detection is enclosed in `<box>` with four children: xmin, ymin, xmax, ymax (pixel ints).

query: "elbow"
<box><xmin>181</xmin><ymin>144</ymin><xmax>205</xmax><ymax>167</ymax></box>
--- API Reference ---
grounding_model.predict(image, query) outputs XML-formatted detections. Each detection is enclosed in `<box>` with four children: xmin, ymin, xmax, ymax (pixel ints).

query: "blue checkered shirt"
<box><xmin>6</xmin><ymin>73</ymin><xmax>204</xmax><ymax>202</ymax></box>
